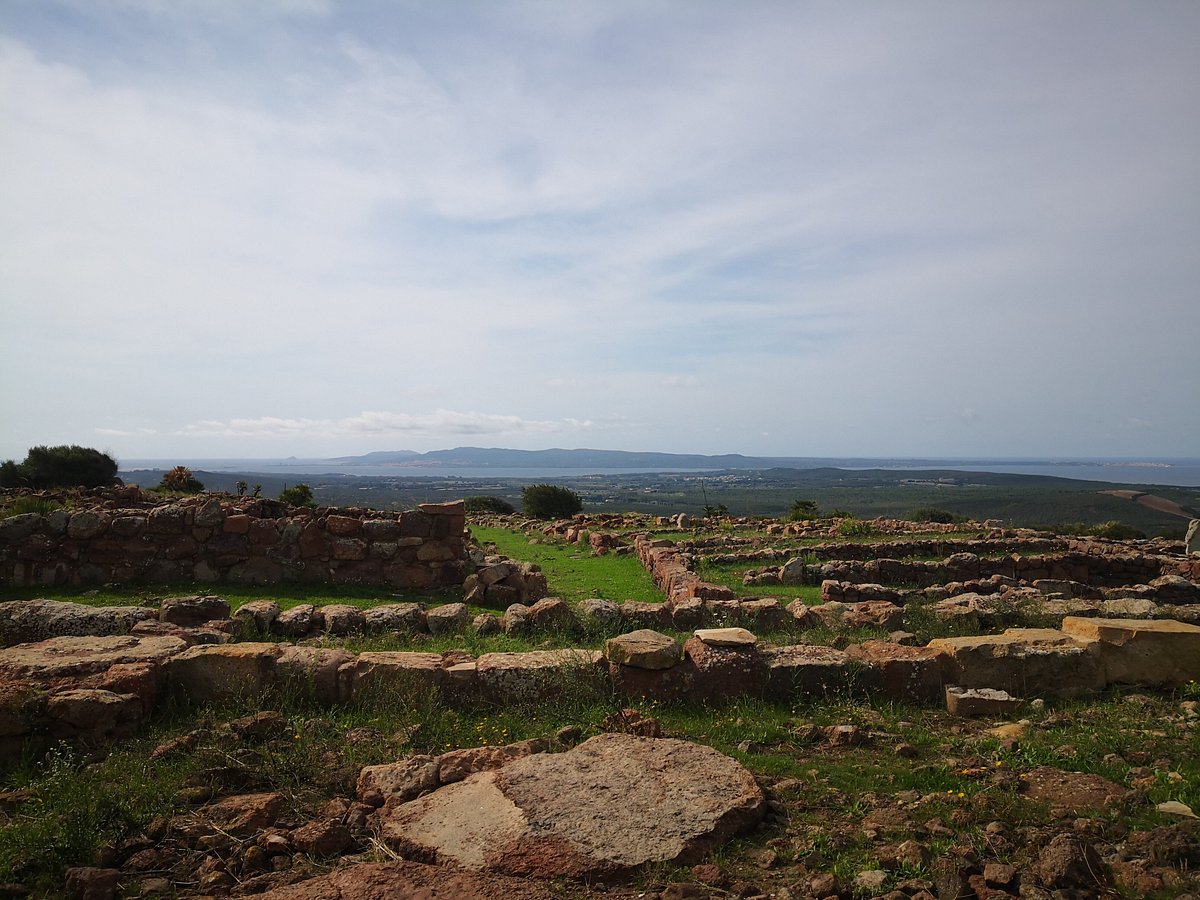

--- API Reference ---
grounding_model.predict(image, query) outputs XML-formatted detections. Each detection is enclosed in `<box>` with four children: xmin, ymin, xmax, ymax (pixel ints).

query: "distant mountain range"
<box><xmin>329</xmin><ymin>446</ymin><xmax>993</xmax><ymax>470</ymax></box>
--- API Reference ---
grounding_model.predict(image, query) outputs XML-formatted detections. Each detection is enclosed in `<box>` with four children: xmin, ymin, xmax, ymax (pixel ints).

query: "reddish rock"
<box><xmin>846</xmin><ymin>640</ymin><xmax>945</xmax><ymax>702</ymax></box>
<box><xmin>159</xmin><ymin>595</ymin><xmax>230</xmax><ymax>627</ymax></box>
<box><xmin>200</xmin><ymin>792</ymin><xmax>287</xmax><ymax>836</ymax></box>
<box><xmin>437</xmin><ymin>740</ymin><xmax>549</xmax><ymax>785</ymax></box>
<box><xmin>379</xmin><ymin>733</ymin><xmax>765</xmax><ymax>878</ymax></box>
<box><xmin>683</xmin><ymin>637</ymin><xmax>767</xmax><ymax>701</ymax></box>
<box><xmin>64</xmin><ymin>866</ymin><xmax>119</xmax><ymax>900</ymax></box>
<box><xmin>290</xmin><ymin>818</ymin><xmax>354</xmax><ymax>856</ymax></box>
<box><xmin>259</xmin><ymin>860</ymin><xmax>559</xmax><ymax>899</ymax></box>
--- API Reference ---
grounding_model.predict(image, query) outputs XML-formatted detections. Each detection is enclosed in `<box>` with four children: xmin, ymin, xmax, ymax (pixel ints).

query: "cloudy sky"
<box><xmin>2</xmin><ymin>0</ymin><xmax>1198</xmax><ymax>463</ymax></box>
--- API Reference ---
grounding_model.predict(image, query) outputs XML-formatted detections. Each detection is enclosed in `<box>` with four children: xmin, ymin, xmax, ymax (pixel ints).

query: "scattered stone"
<box><xmin>693</xmin><ymin>627</ymin><xmax>757</xmax><ymax>647</ymax></box>
<box><xmin>945</xmin><ymin>685</ymin><xmax>1024</xmax><ymax>716</ymax></box>
<box><xmin>1157</xmin><ymin>801</ymin><xmax>1198</xmax><ymax>818</ymax></box>
<box><xmin>426</xmin><ymin>602</ymin><xmax>470</xmax><ymax>635</ymax></box>
<box><xmin>64</xmin><ymin>866</ymin><xmax>119</xmax><ymax>900</ymax></box>
<box><xmin>1034</xmin><ymin>833</ymin><xmax>1108</xmax><ymax>890</ymax></box>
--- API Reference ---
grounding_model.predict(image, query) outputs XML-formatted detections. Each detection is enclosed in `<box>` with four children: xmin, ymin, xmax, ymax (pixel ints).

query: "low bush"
<box><xmin>521</xmin><ymin>484</ymin><xmax>582</xmax><ymax>519</ymax></box>
<box><xmin>0</xmin><ymin>446</ymin><xmax>118</xmax><ymax>489</ymax></box>
<box><xmin>278</xmin><ymin>483</ymin><xmax>315</xmax><ymax>507</ymax></box>
<box><xmin>156</xmin><ymin>466</ymin><xmax>204</xmax><ymax>494</ymax></box>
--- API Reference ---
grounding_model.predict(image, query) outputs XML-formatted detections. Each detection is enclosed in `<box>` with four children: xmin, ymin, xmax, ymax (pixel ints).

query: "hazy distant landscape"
<box><xmin>119</xmin><ymin>448</ymin><xmax>1200</xmax><ymax>537</ymax></box>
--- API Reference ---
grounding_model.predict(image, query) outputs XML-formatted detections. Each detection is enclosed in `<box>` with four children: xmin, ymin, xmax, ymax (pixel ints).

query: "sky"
<box><xmin>2</xmin><ymin>0</ymin><xmax>1198</xmax><ymax>463</ymax></box>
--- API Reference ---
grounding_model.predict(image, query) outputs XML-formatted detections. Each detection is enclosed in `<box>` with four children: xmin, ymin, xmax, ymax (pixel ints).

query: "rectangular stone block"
<box><xmin>338</xmin><ymin>651</ymin><xmax>447</xmax><ymax>699</ymax></box>
<box><xmin>1060</xmin><ymin>616</ymin><xmax>1200</xmax><ymax>687</ymax></box>
<box><xmin>475</xmin><ymin>650</ymin><xmax>603</xmax><ymax>703</ymax></box>
<box><xmin>762</xmin><ymin>644</ymin><xmax>850</xmax><ymax>699</ymax></box>
<box><xmin>927</xmin><ymin>628</ymin><xmax>1103</xmax><ymax>698</ymax></box>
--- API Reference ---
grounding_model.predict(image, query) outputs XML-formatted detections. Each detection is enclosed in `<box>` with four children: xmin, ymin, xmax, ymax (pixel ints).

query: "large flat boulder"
<box><xmin>0</xmin><ymin>635</ymin><xmax>187</xmax><ymax>683</ymax></box>
<box><xmin>261</xmin><ymin>860</ymin><xmax>560</xmax><ymax>900</ymax></box>
<box><xmin>927</xmin><ymin>628</ymin><xmax>1104</xmax><ymax>698</ymax></box>
<box><xmin>0</xmin><ymin>599</ymin><xmax>158</xmax><ymax>646</ymax></box>
<box><xmin>379</xmin><ymin>733</ymin><xmax>764</xmax><ymax>878</ymax></box>
<box><xmin>1060</xmin><ymin>617</ymin><xmax>1200</xmax><ymax>686</ymax></box>
<box><xmin>603</xmin><ymin>630</ymin><xmax>682</xmax><ymax>670</ymax></box>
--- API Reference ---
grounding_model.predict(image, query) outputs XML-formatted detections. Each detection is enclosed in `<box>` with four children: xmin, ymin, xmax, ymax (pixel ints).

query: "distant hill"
<box><xmin>329</xmin><ymin>446</ymin><xmax>866</xmax><ymax>469</ymax></box>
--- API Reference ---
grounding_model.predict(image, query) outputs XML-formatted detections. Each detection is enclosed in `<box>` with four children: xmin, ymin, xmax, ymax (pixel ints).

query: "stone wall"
<box><xmin>0</xmin><ymin>493</ymin><xmax>467</xmax><ymax>589</ymax></box>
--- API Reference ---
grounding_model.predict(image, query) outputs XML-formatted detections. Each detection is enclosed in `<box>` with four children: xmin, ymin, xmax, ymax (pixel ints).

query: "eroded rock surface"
<box><xmin>378</xmin><ymin>733</ymin><xmax>764</xmax><ymax>877</ymax></box>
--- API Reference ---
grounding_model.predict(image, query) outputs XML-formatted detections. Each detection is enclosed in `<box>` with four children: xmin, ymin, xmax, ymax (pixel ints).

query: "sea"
<box><xmin>118</xmin><ymin>457</ymin><xmax>1200</xmax><ymax>488</ymax></box>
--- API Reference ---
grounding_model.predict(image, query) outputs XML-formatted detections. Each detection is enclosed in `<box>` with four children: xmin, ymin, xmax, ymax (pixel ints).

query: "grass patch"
<box><xmin>472</xmin><ymin>526</ymin><xmax>662</xmax><ymax>603</ymax></box>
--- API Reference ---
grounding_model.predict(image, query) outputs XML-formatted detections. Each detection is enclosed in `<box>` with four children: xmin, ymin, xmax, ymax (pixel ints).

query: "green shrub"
<box><xmin>0</xmin><ymin>445</ymin><xmax>118</xmax><ymax>489</ymax></box>
<box><xmin>156</xmin><ymin>466</ymin><xmax>204</xmax><ymax>494</ymax></box>
<box><xmin>278</xmin><ymin>483</ymin><xmax>315</xmax><ymax>507</ymax></box>
<box><xmin>521</xmin><ymin>484</ymin><xmax>583</xmax><ymax>519</ymax></box>
<box><xmin>787</xmin><ymin>498</ymin><xmax>819</xmax><ymax>521</ymax></box>
<box><xmin>1033</xmin><ymin>520</ymin><xmax>1146</xmax><ymax>540</ymax></box>
<box><xmin>836</xmin><ymin>517</ymin><xmax>876</xmax><ymax>537</ymax></box>
<box><xmin>909</xmin><ymin>506</ymin><xmax>966</xmax><ymax>524</ymax></box>
<box><xmin>464</xmin><ymin>495</ymin><xmax>516</xmax><ymax>514</ymax></box>
<box><xmin>0</xmin><ymin>497</ymin><xmax>63</xmax><ymax>519</ymax></box>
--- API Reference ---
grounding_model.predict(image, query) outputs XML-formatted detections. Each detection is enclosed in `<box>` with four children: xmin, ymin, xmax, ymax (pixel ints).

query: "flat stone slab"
<box><xmin>761</xmin><ymin>644</ymin><xmax>849</xmax><ymax>698</ymax></box>
<box><xmin>0</xmin><ymin>599</ymin><xmax>158</xmax><ymax>645</ymax></box>
<box><xmin>603</xmin><ymin>630</ymin><xmax>682</xmax><ymax>670</ymax></box>
<box><xmin>1061</xmin><ymin>616</ymin><xmax>1200</xmax><ymax>686</ymax></box>
<box><xmin>0</xmin><ymin>635</ymin><xmax>188</xmax><ymax>682</ymax></box>
<box><xmin>379</xmin><ymin>733</ymin><xmax>764</xmax><ymax>877</ymax></box>
<box><xmin>261</xmin><ymin>860</ymin><xmax>560</xmax><ymax>900</ymax></box>
<box><xmin>694</xmin><ymin>627</ymin><xmax>757</xmax><ymax>647</ymax></box>
<box><xmin>945</xmin><ymin>685</ymin><xmax>1024</xmax><ymax>716</ymax></box>
<box><xmin>927</xmin><ymin>628</ymin><xmax>1104</xmax><ymax>698</ymax></box>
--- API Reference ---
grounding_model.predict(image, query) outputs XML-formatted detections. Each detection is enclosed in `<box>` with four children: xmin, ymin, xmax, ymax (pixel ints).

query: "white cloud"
<box><xmin>176</xmin><ymin>410</ymin><xmax>578</xmax><ymax>439</ymax></box>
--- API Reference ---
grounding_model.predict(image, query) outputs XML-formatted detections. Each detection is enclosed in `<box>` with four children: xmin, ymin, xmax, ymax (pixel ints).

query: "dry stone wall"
<box><xmin>0</xmin><ymin>492</ymin><xmax>467</xmax><ymax>589</ymax></box>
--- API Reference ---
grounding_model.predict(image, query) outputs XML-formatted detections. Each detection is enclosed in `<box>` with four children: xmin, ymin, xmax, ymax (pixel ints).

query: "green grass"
<box><xmin>472</xmin><ymin>526</ymin><xmax>663</xmax><ymax>603</ymax></box>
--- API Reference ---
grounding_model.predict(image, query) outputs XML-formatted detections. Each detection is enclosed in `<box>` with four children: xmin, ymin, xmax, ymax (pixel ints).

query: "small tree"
<box><xmin>157</xmin><ymin>465</ymin><xmax>204</xmax><ymax>494</ymax></box>
<box><xmin>521</xmin><ymin>484</ymin><xmax>582</xmax><ymax>519</ymax></box>
<box><xmin>0</xmin><ymin>445</ymin><xmax>118</xmax><ymax>488</ymax></box>
<box><xmin>787</xmin><ymin>498</ymin><xmax>820</xmax><ymax>521</ymax></box>
<box><xmin>279</xmin><ymin>483</ymin><xmax>314</xmax><ymax>507</ymax></box>
<box><xmin>235</xmin><ymin>480</ymin><xmax>248</xmax><ymax>497</ymax></box>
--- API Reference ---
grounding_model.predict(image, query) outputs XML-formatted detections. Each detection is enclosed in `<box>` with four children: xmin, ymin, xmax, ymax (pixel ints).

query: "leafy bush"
<box><xmin>278</xmin><ymin>483</ymin><xmax>315</xmax><ymax>507</ymax></box>
<box><xmin>156</xmin><ymin>466</ymin><xmax>204</xmax><ymax>494</ymax></box>
<box><xmin>0</xmin><ymin>445</ymin><xmax>118</xmax><ymax>489</ymax></box>
<box><xmin>910</xmin><ymin>506</ymin><xmax>967</xmax><ymax>524</ymax></box>
<box><xmin>464</xmin><ymin>495</ymin><xmax>516</xmax><ymax>514</ymax></box>
<box><xmin>787</xmin><ymin>498</ymin><xmax>819</xmax><ymax>521</ymax></box>
<box><xmin>521</xmin><ymin>484</ymin><xmax>582</xmax><ymax>519</ymax></box>
<box><xmin>836</xmin><ymin>517</ymin><xmax>876</xmax><ymax>537</ymax></box>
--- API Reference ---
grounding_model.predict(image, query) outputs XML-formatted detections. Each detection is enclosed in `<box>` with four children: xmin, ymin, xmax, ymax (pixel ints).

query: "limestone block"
<box><xmin>945</xmin><ymin>686</ymin><xmax>1024</xmax><ymax>717</ymax></box>
<box><xmin>46</xmin><ymin>688</ymin><xmax>141</xmax><ymax>732</ymax></box>
<box><xmin>314</xmin><ymin>604</ymin><xmax>366</xmax><ymax>635</ymax></box>
<box><xmin>927</xmin><ymin>628</ymin><xmax>1103</xmax><ymax>698</ymax></box>
<box><xmin>339</xmin><ymin>652</ymin><xmax>447</xmax><ymax>700</ymax></box>
<box><xmin>1060</xmin><ymin>616</ymin><xmax>1200</xmax><ymax>686</ymax></box>
<box><xmin>277</xmin><ymin>646</ymin><xmax>354</xmax><ymax>704</ymax></box>
<box><xmin>684</xmin><ymin>637</ymin><xmax>767</xmax><ymax>701</ymax></box>
<box><xmin>475</xmin><ymin>650</ymin><xmax>603</xmax><ymax>703</ymax></box>
<box><xmin>694</xmin><ymin>627</ymin><xmax>757</xmax><ymax>647</ymax></box>
<box><xmin>845</xmin><ymin>640</ymin><xmax>945</xmax><ymax>702</ymax></box>
<box><xmin>233</xmin><ymin>600</ymin><xmax>280</xmax><ymax>632</ymax></box>
<box><xmin>160</xmin><ymin>595</ymin><xmax>230</xmax><ymax>627</ymax></box>
<box><xmin>364</xmin><ymin>603</ymin><xmax>427</xmax><ymax>634</ymax></box>
<box><xmin>164</xmin><ymin>643</ymin><xmax>283</xmax><ymax>702</ymax></box>
<box><xmin>603</xmin><ymin>630</ymin><xmax>682</xmax><ymax>670</ymax></box>
<box><xmin>426</xmin><ymin>602</ymin><xmax>469</xmax><ymax>635</ymax></box>
<box><xmin>526</xmin><ymin>597</ymin><xmax>579</xmax><ymax>632</ymax></box>
<box><xmin>761</xmin><ymin>644</ymin><xmax>850</xmax><ymax>698</ymax></box>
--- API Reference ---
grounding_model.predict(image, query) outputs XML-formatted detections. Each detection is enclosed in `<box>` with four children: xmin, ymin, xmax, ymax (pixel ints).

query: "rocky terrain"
<box><xmin>0</xmin><ymin>490</ymin><xmax>1198</xmax><ymax>898</ymax></box>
